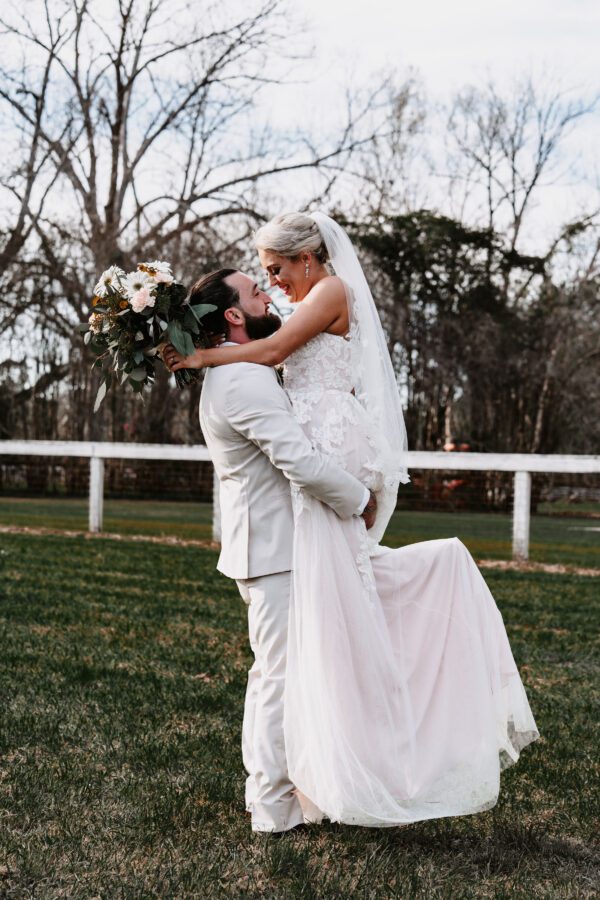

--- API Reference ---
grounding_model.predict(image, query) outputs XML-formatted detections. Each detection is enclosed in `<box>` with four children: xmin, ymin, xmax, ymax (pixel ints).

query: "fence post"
<box><xmin>512</xmin><ymin>470</ymin><xmax>531</xmax><ymax>561</ymax></box>
<box><xmin>89</xmin><ymin>455</ymin><xmax>104</xmax><ymax>533</ymax></box>
<box><xmin>212</xmin><ymin>467</ymin><xmax>221</xmax><ymax>544</ymax></box>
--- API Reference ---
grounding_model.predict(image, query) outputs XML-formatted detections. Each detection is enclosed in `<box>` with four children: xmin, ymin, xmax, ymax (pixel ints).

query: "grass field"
<box><xmin>1</xmin><ymin>496</ymin><xmax>599</xmax><ymax>568</ymax></box>
<box><xmin>0</xmin><ymin>531</ymin><xmax>598</xmax><ymax>898</ymax></box>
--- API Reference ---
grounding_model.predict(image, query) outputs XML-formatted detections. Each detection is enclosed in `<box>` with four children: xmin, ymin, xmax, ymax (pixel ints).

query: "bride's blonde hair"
<box><xmin>254</xmin><ymin>212</ymin><xmax>329</xmax><ymax>263</ymax></box>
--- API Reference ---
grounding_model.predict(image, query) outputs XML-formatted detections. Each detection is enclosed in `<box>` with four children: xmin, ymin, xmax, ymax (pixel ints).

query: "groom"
<box><xmin>164</xmin><ymin>268</ymin><xmax>376</xmax><ymax>833</ymax></box>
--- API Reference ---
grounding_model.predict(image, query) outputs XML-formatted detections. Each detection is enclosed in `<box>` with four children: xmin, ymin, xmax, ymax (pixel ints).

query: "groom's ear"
<box><xmin>224</xmin><ymin>306</ymin><xmax>244</xmax><ymax>327</ymax></box>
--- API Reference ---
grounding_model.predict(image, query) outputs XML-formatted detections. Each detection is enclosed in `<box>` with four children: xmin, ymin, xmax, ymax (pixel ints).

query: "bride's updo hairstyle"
<box><xmin>254</xmin><ymin>212</ymin><xmax>329</xmax><ymax>264</ymax></box>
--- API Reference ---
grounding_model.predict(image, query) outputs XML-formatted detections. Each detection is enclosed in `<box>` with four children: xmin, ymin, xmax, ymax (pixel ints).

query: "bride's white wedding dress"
<box><xmin>283</xmin><ymin>329</ymin><xmax>539</xmax><ymax>827</ymax></box>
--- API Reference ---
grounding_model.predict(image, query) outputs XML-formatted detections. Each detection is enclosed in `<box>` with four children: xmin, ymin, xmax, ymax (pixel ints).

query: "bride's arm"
<box><xmin>169</xmin><ymin>277</ymin><xmax>347</xmax><ymax>370</ymax></box>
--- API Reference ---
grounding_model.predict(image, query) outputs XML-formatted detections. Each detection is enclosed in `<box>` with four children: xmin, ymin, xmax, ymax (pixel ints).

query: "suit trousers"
<box><xmin>236</xmin><ymin>571</ymin><xmax>304</xmax><ymax>833</ymax></box>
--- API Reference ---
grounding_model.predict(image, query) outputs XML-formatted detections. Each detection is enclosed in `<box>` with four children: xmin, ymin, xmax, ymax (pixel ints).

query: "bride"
<box><xmin>169</xmin><ymin>211</ymin><xmax>538</xmax><ymax>826</ymax></box>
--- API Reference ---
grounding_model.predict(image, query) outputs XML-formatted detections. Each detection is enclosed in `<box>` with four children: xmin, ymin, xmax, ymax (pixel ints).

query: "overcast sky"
<box><xmin>297</xmin><ymin>0</ymin><xmax>599</xmax><ymax>97</ymax></box>
<box><xmin>256</xmin><ymin>0</ymin><xmax>599</xmax><ymax>251</ymax></box>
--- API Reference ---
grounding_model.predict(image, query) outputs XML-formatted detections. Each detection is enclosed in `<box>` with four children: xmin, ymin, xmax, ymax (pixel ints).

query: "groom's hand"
<box><xmin>162</xmin><ymin>343</ymin><xmax>183</xmax><ymax>371</ymax></box>
<box><xmin>361</xmin><ymin>491</ymin><xmax>377</xmax><ymax>530</ymax></box>
<box><xmin>163</xmin><ymin>343</ymin><xmax>203</xmax><ymax>371</ymax></box>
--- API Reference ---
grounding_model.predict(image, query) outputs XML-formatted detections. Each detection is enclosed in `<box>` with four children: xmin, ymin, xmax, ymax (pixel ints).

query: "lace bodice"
<box><xmin>283</xmin><ymin>330</ymin><xmax>354</xmax><ymax>397</ymax></box>
<box><xmin>284</xmin><ymin>328</ymin><xmax>384</xmax><ymax>580</ymax></box>
<box><xmin>283</xmin><ymin>330</ymin><xmax>384</xmax><ymax>497</ymax></box>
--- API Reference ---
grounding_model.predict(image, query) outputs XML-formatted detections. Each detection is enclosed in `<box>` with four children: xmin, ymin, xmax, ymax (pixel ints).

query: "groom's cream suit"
<box><xmin>200</xmin><ymin>356</ymin><xmax>367</xmax><ymax>832</ymax></box>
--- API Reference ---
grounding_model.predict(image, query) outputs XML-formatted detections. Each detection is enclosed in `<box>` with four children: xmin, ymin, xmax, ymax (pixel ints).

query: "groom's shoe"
<box><xmin>250</xmin><ymin>805</ymin><xmax>305</xmax><ymax>834</ymax></box>
<box><xmin>253</xmin><ymin>822</ymin><xmax>307</xmax><ymax>838</ymax></box>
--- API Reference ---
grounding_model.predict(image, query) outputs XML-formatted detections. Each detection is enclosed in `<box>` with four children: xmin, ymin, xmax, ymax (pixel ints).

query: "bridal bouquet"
<box><xmin>80</xmin><ymin>261</ymin><xmax>215</xmax><ymax>412</ymax></box>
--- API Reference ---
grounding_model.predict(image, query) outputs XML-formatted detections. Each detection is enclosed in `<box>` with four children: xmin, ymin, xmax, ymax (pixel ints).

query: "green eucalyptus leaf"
<box><xmin>190</xmin><ymin>303</ymin><xmax>217</xmax><ymax>320</ymax></box>
<box><xmin>184</xmin><ymin>308</ymin><xmax>199</xmax><ymax>333</ymax></box>
<box><xmin>182</xmin><ymin>331</ymin><xmax>196</xmax><ymax>355</ymax></box>
<box><xmin>166</xmin><ymin>320</ymin><xmax>194</xmax><ymax>356</ymax></box>
<box><xmin>93</xmin><ymin>381</ymin><xmax>107</xmax><ymax>413</ymax></box>
<box><xmin>128</xmin><ymin>366</ymin><xmax>148</xmax><ymax>381</ymax></box>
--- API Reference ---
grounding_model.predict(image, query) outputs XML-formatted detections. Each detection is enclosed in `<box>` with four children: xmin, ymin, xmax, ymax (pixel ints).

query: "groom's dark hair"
<box><xmin>188</xmin><ymin>268</ymin><xmax>240</xmax><ymax>339</ymax></box>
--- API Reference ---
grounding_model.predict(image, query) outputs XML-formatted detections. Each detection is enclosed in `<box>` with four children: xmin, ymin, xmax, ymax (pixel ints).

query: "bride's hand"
<box><xmin>162</xmin><ymin>343</ymin><xmax>204</xmax><ymax>371</ymax></box>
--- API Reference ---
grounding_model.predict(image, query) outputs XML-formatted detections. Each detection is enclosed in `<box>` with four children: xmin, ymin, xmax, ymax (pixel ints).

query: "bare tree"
<box><xmin>328</xmin><ymin>75</ymin><xmax>427</xmax><ymax>219</ymax></box>
<box><xmin>0</xmin><ymin>0</ymin><xmax>379</xmax><ymax>439</ymax></box>
<box><xmin>446</xmin><ymin>78</ymin><xmax>596</xmax><ymax>244</ymax></box>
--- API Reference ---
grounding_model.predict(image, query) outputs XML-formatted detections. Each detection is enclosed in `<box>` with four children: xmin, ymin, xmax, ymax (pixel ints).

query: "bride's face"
<box><xmin>258</xmin><ymin>248</ymin><xmax>310</xmax><ymax>303</ymax></box>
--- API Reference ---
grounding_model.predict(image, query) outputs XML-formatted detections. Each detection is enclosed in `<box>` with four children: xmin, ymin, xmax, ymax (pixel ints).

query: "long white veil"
<box><xmin>311</xmin><ymin>211</ymin><xmax>410</xmax><ymax>542</ymax></box>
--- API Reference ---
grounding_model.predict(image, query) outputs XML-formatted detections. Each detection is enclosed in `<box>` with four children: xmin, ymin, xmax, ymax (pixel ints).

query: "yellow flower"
<box><xmin>119</xmin><ymin>299</ymin><xmax>129</xmax><ymax>309</ymax></box>
<box><xmin>92</xmin><ymin>295</ymin><xmax>102</xmax><ymax>306</ymax></box>
<box><xmin>138</xmin><ymin>263</ymin><xmax>157</xmax><ymax>276</ymax></box>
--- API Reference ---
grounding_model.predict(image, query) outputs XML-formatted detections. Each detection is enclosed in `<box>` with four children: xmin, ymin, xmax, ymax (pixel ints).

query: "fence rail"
<box><xmin>2</xmin><ymin>440</ymin><xmax>599</xmax><ymax>560</ymax></box>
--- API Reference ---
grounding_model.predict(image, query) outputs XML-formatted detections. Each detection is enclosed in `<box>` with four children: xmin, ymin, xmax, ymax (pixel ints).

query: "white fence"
<box><xmin>1</xmin><ymin>440</ymin><xmax>600</xmax><ymax>560</ymax></box>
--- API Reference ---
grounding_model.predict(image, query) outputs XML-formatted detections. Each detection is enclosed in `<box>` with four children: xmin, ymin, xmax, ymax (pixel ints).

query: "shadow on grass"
<box><xmin>253</xmin><ymin>816</ymin><xmax>599</xmax><ymax>898</ymax></box>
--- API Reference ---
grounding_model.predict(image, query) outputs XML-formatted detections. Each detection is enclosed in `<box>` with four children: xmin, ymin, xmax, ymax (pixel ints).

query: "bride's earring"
<box><xmin>305</xmin><ymin>261</ymin><xmax>310</xmax><ymax>278</ymax></box>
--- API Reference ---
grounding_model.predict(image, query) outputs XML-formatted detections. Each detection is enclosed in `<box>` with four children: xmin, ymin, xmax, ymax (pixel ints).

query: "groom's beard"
<box><xmin>244</xmin><ymin>311</ymin><xmax>282</xmax><ymax>340</ymax></box>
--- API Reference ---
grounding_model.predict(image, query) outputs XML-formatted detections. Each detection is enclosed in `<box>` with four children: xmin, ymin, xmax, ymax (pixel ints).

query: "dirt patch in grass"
<box><xmin>2</xmin><ymin>523</ymin><xmax>598</xmax><ymax>576</ymax></box>
<box><xmin>0</xmin><ymin>523</ymin><xmax>219</xmax><ymax>551</ymax></box>
<box><xmin>477</xmin><ymin>558</ymin><xmax>600</xmax><ymax>577</ymax></box>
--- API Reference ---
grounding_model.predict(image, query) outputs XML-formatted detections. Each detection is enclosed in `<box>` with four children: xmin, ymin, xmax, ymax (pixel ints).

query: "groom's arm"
<box><xmin>226</xmin><ymin>365</ymin><xmax>368</xmax><ymax>520</ymax></box>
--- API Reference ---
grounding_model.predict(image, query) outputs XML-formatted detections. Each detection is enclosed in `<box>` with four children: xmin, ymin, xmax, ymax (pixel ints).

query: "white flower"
<box><xmin>137</xmin><ymin>259</ymin><xmax>173</xmax><ymax>285</ymax></box>
<box><xmin>147</xmin><ymin>259</ymin><xmax>172</xmax><ymax>274</ymax></box>
<box><xmin>130</xmin><ymin>286</ymin><xmax>156</xmax><ymax>313</ymax></box>
<box><xmin>94</xmin><ymin>265</ymin><xmax>125</xmax><ymax>297</ymax></box>
<box><xmin>154</xmin><ymin>270</ymin><xmax>174</xmax><ymax>285</ymax></box>
<box><xmin>124</xmin><ymin>270</ymin><xmax>155</xmax><ymax>299</ymax></box>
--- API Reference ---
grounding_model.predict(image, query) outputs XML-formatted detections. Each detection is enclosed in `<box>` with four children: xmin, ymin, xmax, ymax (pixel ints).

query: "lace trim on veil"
<box><xmin>310</xmin><ymin>212</ymin><xmax>410</xmax><ymax>544</ymax></box>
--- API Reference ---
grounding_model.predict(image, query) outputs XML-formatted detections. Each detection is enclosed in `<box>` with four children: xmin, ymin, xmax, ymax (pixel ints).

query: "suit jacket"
<box><xmin>199</xmin><ymin>360</ymin><xmax>366</xmax><ymax>580</ymax></box>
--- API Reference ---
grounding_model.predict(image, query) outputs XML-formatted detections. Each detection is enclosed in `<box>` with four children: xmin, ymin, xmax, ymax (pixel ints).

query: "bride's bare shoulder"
<box><xmin>307</xmin><ymin>275</ymin><xmax>346</xmax><ymax>306</ymax></box>
<box><xmin>303</xmin><ymin>275</ymin><xmax>348</xmax><ymax>336</ymax></box>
